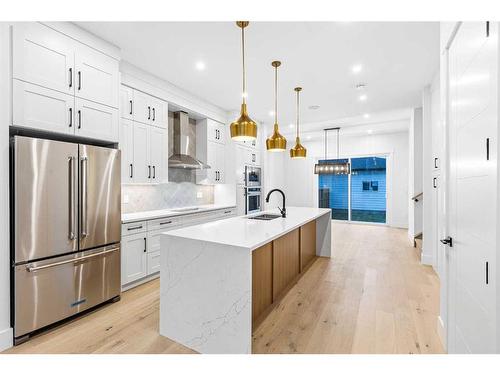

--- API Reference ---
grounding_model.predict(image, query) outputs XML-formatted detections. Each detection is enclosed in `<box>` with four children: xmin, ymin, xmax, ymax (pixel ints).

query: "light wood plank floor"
<box><xmin>4</xmin><ymin>222</ymin><xmax>444</xmax><ymax>354</ymax></box>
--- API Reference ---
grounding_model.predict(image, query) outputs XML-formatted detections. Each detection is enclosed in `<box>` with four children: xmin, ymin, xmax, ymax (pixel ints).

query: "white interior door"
<box><xmin>448</xmin><ymin>22</ymin><xmax>497</xmax><ymax>354</ymax></box>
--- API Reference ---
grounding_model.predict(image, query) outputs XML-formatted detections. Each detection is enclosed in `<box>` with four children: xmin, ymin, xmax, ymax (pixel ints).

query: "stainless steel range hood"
<box><xmin>168</xmin><ymin>111</ymin><xmax>211</xmax><ymax>170</ymax></box>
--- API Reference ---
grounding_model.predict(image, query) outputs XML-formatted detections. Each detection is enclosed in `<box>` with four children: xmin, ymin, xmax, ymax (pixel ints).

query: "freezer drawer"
<box><xmin>14</xmin><ymin>245</ymin><xmax>121</xmax><ymax>338</ymax></box>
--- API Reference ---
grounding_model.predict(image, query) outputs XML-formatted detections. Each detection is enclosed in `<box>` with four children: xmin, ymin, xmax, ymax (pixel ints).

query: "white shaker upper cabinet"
<box><xmin>13</xmin><ymin>79</ymin><xmax>74</xmax><ymax>135</ymax></box>
<box><xmin>149</xmin><ymin>97</ymin><xmax>168</xmax><ymax>129</ymax></box>
<box><xmin>120</xmin><ymin>85</ymin><xmax>134</xmax><ymax>120</ymax></box>
<box><xmin>120</xmin><ymin>119</ymin><xmax>135</xmax><ymax>184</ymax></box>
<box><xmin>13</xmin><ymin>23</ymin><xmax>75</xmax><ymax>96</ymax></box>
<box><xmin>75</xmin><ymin>44</ymin><xmax>119</xmax><ymax>109</ymax></box>
<box><xmin>132</xmin><ymin>122</ymin><xmax>150</xmax><ymax>184</ymax></box>
<box><xmin>74</xmin><ymin>98</ymin><xmax>119</xmax><ymax>142</ymax></box>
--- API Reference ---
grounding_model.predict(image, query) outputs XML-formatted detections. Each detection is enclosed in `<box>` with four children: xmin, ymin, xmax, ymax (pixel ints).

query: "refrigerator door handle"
<box><xmin>26</xmin><ymin>246</ymin><xmax>120</xmax><ymax>272</ymax></box>
<box><xmin>81</xmin><ymin>156</ymin><xmax>88</xmax><ymax>238</ymax></box>
<box><xmin>68</xmin><ymin>156</ymin><xmax>76</xmax><ymax>240</ymax></box>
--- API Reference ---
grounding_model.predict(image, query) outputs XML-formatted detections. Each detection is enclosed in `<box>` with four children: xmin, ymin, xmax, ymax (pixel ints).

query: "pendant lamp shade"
<box><xmin>290</xmin><ymin>87</ymin><xmax>307</xmax><ymax>159</ymax></box>
<box><xmin>266</xmin><ymin>61</ymin><xmax>287</xmax><ymax>151</ymax></box>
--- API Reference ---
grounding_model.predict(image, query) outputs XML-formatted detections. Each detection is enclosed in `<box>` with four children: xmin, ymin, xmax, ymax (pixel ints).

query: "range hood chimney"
<box><xmin>168</xmin><ymin>111</ymin><xmax>211</xmax><ymax>170</ymax></box>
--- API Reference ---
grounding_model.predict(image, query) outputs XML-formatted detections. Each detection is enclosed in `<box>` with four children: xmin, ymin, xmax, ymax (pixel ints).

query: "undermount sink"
<box><xmin>248</xmin><ymin>213</ymin><xmax>282</xmax><ymax>221</ymax></box>
<box><xmin>171</xmin><ymin>207</ymin><xmax>200</xmax><ymax>213</ymax></box>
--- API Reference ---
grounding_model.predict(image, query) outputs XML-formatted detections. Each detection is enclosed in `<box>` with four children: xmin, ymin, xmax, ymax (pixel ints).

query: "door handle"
<box><xmin>69</xmin><ymin>68</ymin><xmax>73</xmax><ymax>88</ymax></box>
<box><xmin>152</xmin><ymin>107</ymin><xmax>155</xmax><ymax>121</ymax></box>
<box><xmin>80</xmin><ymin>156</ymin><xmax>88</xmax><ymax>238</ymax></box>
<box><xmin>148</xmin><ymin>106</ymin><xmax>151</xmax><ymax>120</ymax></box>
<box><xmin>26</xmin><ymin>246</ymin><xmax>119</xmax><ymax>272</ymax></box>
<box><xmin>440</xmin><ymin>236</ymin><xmax>453</xmax><ymax>247</ymax></box>
<box><xmin>434</xmin><ymin>157</ymin><xmax>438</xmax><ymax>168</ymax></box>
<box><xmin>130</xmin><ymin>163</ymin><xmax>133</xmax><ymax>179</ymax></box>
<box><xmin>148</xmin><ymin>165</ymin><xmax>151</xmax><ymax>179</ymax></box>
<box><xmin>159</xmin><ymin>220</ymin><xmax>172</xmax><ymax>225</ymax></box>
<box><xmin>127</xmin><ymin>225</ymin><xmax>143</xmax><ymax>231</ymax></box>
<box><xmin>69</xmin><ymin>107</ymin><xmax>73</xmax><ymax>128</ymax></box>
<box><xmin>153</xmin><ymin>165</ymin><xmax>156</xmax><ymax>179</ymax></box>
<box><xmin>78</xmin><ymin>110</ymin><xmax>82</xmax><ymax>129</ymax></box>
<box><xmin>433</xmin><ymin>177</ymin><xmax>437</xmax><ymax>188</ymax></box>
<box><xmin>130</xmin><ymin>100</ymin><xmax>133</xmax><ymax>115</ymax></box>
<box><xmin>144</xmin><ymin>238</ymin><xmax>147</xmax><ymax>253</ymax></box>
<box><xmin>77</xmin><ymin>71</ymin><xmax>81</xmax><ymax>91</ymax></box>
<box><xmin>68</xmin><ymin>156</ymin><xmax>76</xmax><ymax>240</ymax></box>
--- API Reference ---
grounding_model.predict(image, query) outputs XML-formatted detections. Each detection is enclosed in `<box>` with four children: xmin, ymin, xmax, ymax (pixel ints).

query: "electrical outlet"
<box><xmin>123</xmin><ymin>194</ymin><xmax>129</xmax><ymax>204</ymax></box>
<box><xmin>197</xmin><ymin>191</ymin><xmax>203</xmax><ymax>198</ymax></box>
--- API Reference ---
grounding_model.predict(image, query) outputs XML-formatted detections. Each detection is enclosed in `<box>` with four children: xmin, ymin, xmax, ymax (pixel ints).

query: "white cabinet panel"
<box><xmin>150</xmin><ymin>97</ymin><xmax>168</xmax><ymax>129</ymax></box>
<box><xmin>132</xmin><ymin>90</ymin><xmax>152</xmax><ymax>125</ymax></box>
<box><xmin>215</xmin><ymin>142</ymin><xmax>225</xmax><ymax>183</ymax></box>
<box><xmin>75</xmin><ymin>44</ymin><xmax>119</xmax><ymax>108</ymax></box>
<box><xmin>121</xmin><ymin>233</ymin><xmax>147</xmax><ymax>285</ymax></box>
<box><xmin>120</xmin><ymin>85</ymin><xmax>134</xmax><ymax>120</ymax></box>
<box><xmin>132</xmin><ymin>122</ymin><xmax>150</xmax><ymax>183</ymax></box>
<box><xmin>120</xmin><ymin>119</ymin><xmax>134</xmax><ymax>183</ymax></box>
<box><xmin>74</xmin><ymin>98</ymin><xmax>118</xmax><ymax>142</ymax></box>
<box><xmin>207</xmin><ymin>119</ymin><xmax>225</xmax><ymax>144</ymax></box>
<box><xmin>147</xmin><ymin>252</ymin><xmax>161</xmax><ymax>275</ymax></box>
<box><xmin>147</xmin><ymin>229</ymin><xmax>163</xmax><ymax>254</ymax></box>
<box><xmin>149</xmin><ymin>126</ymin><xmax>167</xmax><ymax>183</ymax></box>
<box><xmin>13</xmin><ymin>79</ymin><xmax>74</xmax><ymax>135</ymax></box>
<box><xmin>12</xmin><ymin>23</ymin><xmax>75</xmax><ymax>95</ymax></box>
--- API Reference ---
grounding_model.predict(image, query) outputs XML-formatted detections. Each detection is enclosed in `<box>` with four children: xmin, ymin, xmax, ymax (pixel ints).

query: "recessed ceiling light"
<box><xmin>367</xmin><ymin>129</ymin><xmax>373</xmax><ymax>134</ymax></box>
<box><xmin>351</xmin><ymin>64</ymin><xmax>362</xmax><ymax>74</ymax></box>
<box><xmin>363</xmin><ymin>113</ymin><xmax>370</xmax><ymax>119</ymax></box>
<box><xmin>289</xmin><ymin>123</ymin><xmax>294</xmax><ymax>128</ymax></box>
<box><xmin>195</xmin><ymin>61</ymin><xmax>206</xmax><ymax>71</ymax></box>
<box><xmin>359</xmin><ymin>94</ymin><xmax>367</xmax><ymax>101</ymax></box>
<box><xmin>308</xmin><ymin>105</ymin><xmax>320</xmax><ymax>110</ymax></box>
<box><xmin>268</xmin><ymin>110</ymin><xmax>275</xmax><ymax>117</ymax></box>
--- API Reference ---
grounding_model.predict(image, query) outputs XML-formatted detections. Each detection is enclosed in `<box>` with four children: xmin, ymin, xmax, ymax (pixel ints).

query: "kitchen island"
<box><xmin>159</xmin><ymin>207</ymin><xmax>331</xmax><ymax>354</ymax></box>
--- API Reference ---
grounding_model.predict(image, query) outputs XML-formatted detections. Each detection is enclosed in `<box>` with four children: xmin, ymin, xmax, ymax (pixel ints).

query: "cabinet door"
<box><xmin>217</xmin><ymin>122</ymin><xmax>226</xmax><ymax>145</ymax></box>
<box><xmin>252</xmin><ymin>243</ymin><xmax>273</xmax><ymax>322</ymax></box>
<box><xmin>147</xmin><ymin>252</ymin><xmax>161</xmax><ymax>275</ymax></box>
<box><xmin>273</xmin><ymin>229</ymin><xmax>300</xmax><ymax>300</ymax></box>
<box><xmin>13</xmin><ymin>79</ymin><xmax>75</xmax><ymax>135</ymax></box>
<box><xmin>120</xmin><ymin>86</ymin><xmax>134</xmax><ymax>120</ymax></box>
<box><xmin>149</xmin><ymin>126</ymin><xmax>167</xmax><ymax>183</ymax></box>
<box><xmin>207</xmin><ymin>120</ymin><xmax>225</xmax><ymax>144</ymax></box>
<box><xmin>150</xmin><ymin>97</ymin><xmax>168</xmax><ymax>129</ymax></box>
<box><xmin>147</xmin><ymin>229</ymin><xmax>164</xmax><ymax>253</ymax></box>
<box><xmin>120</xmin><ymin>119</ymin><xmax>134</xmax><ymax>183</ymax></box>
<box><xmin>132</xmin><ymin>122</ymin><xmax>150</xmax><ymax>183</ymax></box>
<box><xmin>121</xmin><ymin>233</ymin><xmax>147</xmax><ymax>285</ymax></box>
<box><xmin>300</xmin><ymin>220</ymin><xmax>316</xmax><ymax>271</ymax></box>
<box><xmin>215</xmin><ymin>142</ymin><xmax>225</xmax><ymax>183</ymax></box>
<box><xmin>206</xmin><ymin>141</ymin><xmax>218</xmax><ymax>183</ymax></box>
<box><xmin>75</xmin><ymin>44</ymin><xmax>119</xmax><ymax>108</ymax></box>
<box><xmin>74</xmin><ymin>98</ymin><xmax>119</xmax><ymax>142</ymax></box>
<box><xmin>133</xmin><ymin>90</ymin><xmax>153</xmax><ymax>125</ymax></box>
<box><xmin>12</xmin><ymin>23</ymin><xmax>75</xmax><ymax>96</ymax></box>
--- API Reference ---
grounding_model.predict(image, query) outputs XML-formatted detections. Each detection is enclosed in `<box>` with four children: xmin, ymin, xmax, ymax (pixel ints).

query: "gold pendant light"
<box><xmin>230</xmin><ymin>21</ymin><xmax>257</xmax><ymax>141</ymax></box>
<box><xmin>266</xmin><ymin>60</ymin><xmax>287</xmax><ymax>152</ymax></box>
<box><xmin>290</xmin><ymin>87</ymin><xmax>307</xmax><ymax>159</ymax></box>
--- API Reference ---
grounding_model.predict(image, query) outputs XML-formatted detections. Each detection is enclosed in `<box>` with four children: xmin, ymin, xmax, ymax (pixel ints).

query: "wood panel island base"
<box><xmin>159</xmin><ymin>207</ymin><xmax>331</xmax><ymax>354</ymax></box>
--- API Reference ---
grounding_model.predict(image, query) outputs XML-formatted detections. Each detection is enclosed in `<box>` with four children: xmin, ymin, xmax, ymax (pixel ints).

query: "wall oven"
<box><xmin>246</xmin><ymin>187</ymin><xmax>262</xmax><ymax>214</ymax></box>
<box><xmin>245</xmin><ymin>166</ymin><xmax>261</xmax><ymax>187</ymax></box>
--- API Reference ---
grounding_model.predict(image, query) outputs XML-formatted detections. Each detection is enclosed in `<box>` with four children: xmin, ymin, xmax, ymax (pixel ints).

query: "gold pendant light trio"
<box><xmin>230</xmin><ymin>21</ymin><xmax>306</xmax><ymax>159</ymax></box>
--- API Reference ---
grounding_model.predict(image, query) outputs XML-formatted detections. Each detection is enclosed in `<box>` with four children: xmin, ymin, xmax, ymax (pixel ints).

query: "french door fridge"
<box><xmin>11</xmin><ymin>136</ymin><xmax>121</xmax><ymax>344</ymax></box>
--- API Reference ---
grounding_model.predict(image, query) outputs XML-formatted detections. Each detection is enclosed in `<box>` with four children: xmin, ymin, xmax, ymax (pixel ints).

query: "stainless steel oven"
<box><xmin>246</xmin><ymin>187</ymin><xmax>262</xmax><ymax>214</ymax></box>
<box><xmin>245</xmin><ymin>166</ymin><xmax>261</xmax><ymax>187</ymax></box>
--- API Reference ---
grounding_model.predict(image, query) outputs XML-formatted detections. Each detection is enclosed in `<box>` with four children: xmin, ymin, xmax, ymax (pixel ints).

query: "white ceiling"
<box><xmin>77</xmin><ymin>22</ymin><xmax>439</xmax><ymax>127</ymax></box>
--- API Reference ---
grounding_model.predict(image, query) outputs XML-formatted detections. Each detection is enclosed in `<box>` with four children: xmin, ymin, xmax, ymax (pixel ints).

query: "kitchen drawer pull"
<box><xmin>26</xmin><ymin>246</ymin><xmax>119</xmax><ymax>272</ymax></box>
<box><xmin>224</xmin><ymin>210</ymin><xmax>232</xmax><ymax>214</ymax></box>
<box><xmin>127</xmin><ymin>225</ymin><xmax>143</xmax><ymax>231</ymax></box>
<box><xmin>159</xmin><ymin>220</ymin><xmax>172</xmax><ymax>225</ymax></box>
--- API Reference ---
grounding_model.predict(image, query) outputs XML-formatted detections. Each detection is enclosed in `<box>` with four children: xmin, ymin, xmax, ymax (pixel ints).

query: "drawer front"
<box><xmin>219</xmin><ymin>208</ymin><xmax>237</xmax><ymax>218</ymax></box>
<box><xmin>122</xmin><ymin>221</ymin><xmax>147</xmax><ymax>236</ymax></box>
<box><xmin>147</xmin><ymin>251</ymin><xmax>161</xmax><ymax>275</ymax></box>
<box><xmin>147</xmin><ymin>229</ymin><xmax>164</xmax><ymax>253</ymax></box>
<box><xmin>147</xmin><ymin>216</ymin><xmax>183</xmax><ymax>231</ymax></box>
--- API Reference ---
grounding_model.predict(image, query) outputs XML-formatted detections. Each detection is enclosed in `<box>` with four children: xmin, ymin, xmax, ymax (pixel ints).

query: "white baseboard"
<box><xmin>0</xmin><ymin>327</ymin><xmax>13</xmax><ymax>352</ymax></box>
<box><xmin>437</xmin><ymin>315</ymin><xmax>447</xmax><ymax>352</ymax></box>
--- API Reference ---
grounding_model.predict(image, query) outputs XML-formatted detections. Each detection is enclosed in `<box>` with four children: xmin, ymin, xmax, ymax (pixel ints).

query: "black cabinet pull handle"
<box><xmin>77</xmin><ymin>110</ymin><xmax>82</xmax><ymax>129</ymax></box>
<box><xmin>434</xmin><ymin>157</ymin><xmax>438</xmax><ymax>168</ymax></box>
<box><xmin>130</xmin><ymin>100</ymin><xmax>133</xmax><ymax>115</ymax></box>
<box><xmin>69</xmin><ymin>68</ymin><xmax>73</xmax><ymax>88</ymax></box>
<box><xmin>153</xmin><ymin>165</ymin><xmax>156</xmax><ymax>179</ymax></box>
<box><xmin>486</xmin><ymin>138</ymin><xmax>490</xmax><ymax>160</ymax></box>
<box><xmin>152</xmin><ymin>108</ymin><xmax>155</xmax><ymax>121</ymax></box>
<box><xmin>159</xmin><ymin>221</ymin><xmax>172</xmax><ymax>226</ymax></box>
<box><xmin>144</xmin><ymin>237</ymin><xmax>147</xmax><ymax>253</ymax></box>
<box><xmin>224</xmin><ymin>210</ymin><xmax>232</xmax><ymax>214</ymax></box>
<box><xmin>433</xmin><ymin>177</ymin><xmax>437</xmax><ymax>188</ymax></box>
<box><xmin>130</xmin><ymin>163</ymin><xmax>133</xmax><ymax>178</ymax></box>
<box><xmin>127</xmin><ymin>225</ymin><xmax>143</xmax><ymax>231</ymax></box>
<box><xmin>78</xmin><ymin>71</ymin><xmax>81</xmax><ymax>90</ymax></box>
<box><xmin>440</xmin><ymin>236</ymin><xmax>453</xmax><ymax>247</ymax></box>
<box><xmin>148</xmin><ymin>106</ymin><xmax>151</xmax><ymax>120</ymax></box>
<box><xmin>486</xmin><ymin>261</ymin><xmax>489</xmax><ymax>284</ymax></box>
<box><xmin>69</xmin><ymin>107</ymin><xmax>72</xmax><ymax>127</ymax></box>
<box><xmin>148</xmin><ymin>165</ymin><xmax>151</xmax><ymax>178</ymax></box>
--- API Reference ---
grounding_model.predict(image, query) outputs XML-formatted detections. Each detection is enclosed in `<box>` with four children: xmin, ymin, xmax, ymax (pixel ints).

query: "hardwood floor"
<box><xmin>4</xmin><ymin>222</ymin><xmax>444</xmax><ymax>354</ymax></box>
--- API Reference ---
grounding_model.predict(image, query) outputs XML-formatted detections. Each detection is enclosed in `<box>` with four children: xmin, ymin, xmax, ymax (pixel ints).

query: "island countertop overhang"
<box><xmin>162</xmin><ymin>206</ymin><xmax>331</xmax><ymax>251</ymax></box>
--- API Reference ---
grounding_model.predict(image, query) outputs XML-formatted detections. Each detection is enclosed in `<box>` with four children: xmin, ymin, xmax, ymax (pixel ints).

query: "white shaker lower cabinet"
<box><xmin>74</xmin><ymin>98</ymin><xmax>119</xmax><ymax>142</ymax></box>
<box><xmin>13</xmin><ymin>79</ymin><xmax>74</xmax><ymax>135</ymax></box>
<box><xmin>121</xmin><ymin>232</ymin><xmax>148</xmax><ymax>285</ymax></box>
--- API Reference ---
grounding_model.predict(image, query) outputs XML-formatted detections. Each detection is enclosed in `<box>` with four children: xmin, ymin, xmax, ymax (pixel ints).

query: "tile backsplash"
<box><xmin>122</xmin><ymin>182</ymin><xmax>214</xmax><ymax>213</ymax></box>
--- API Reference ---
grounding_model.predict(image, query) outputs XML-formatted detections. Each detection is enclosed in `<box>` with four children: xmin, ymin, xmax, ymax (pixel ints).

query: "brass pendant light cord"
<box><xmin>242</xmin><ymin>25</ymin><xmax>246</xmax><ymax>105</ymax></box>
<box><xmin>274</xmin><ymin>64</ymin><xmax>278</xmax><ymax>126</ymax></box>
<box><xmin>296</xmin><ymin>89</ymin><xmax>300</xmax><ymax>138</ymax></box>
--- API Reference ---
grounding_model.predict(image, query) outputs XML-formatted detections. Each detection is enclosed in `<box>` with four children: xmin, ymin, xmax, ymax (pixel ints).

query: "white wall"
<box><xmin>279</xmin><ymin>129</ymin><xmax>409</xmax><ymax>228</ymax></box>
<box><xmin>408</xmin><ymin>107</ymin><xmax>423</xmax><ymax>238</ymax></box>
<box><xmin>0</xmin><ymin>23</ymin><xmax>13</xmax><ymax>351</ymax></box>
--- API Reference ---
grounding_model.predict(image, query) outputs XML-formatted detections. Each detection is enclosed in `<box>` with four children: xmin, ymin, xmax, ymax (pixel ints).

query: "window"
<box><xmin>318</xmin><ymin>156</ymin><xmax>387</xmax><ymax>224</ymax></box>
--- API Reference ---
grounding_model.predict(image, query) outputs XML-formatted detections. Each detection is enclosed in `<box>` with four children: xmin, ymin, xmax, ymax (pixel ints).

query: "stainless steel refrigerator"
<box><xmin>11</xmin><ymin>136</ymin><xmax>121</xmax><ymax>344</ymax></box>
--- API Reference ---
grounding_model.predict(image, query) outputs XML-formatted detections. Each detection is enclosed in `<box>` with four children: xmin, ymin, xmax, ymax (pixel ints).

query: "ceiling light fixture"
<box><xmin>351</xmin><ymin>64</ymin><xmax>362</xmax><ymax>74</ymax></box>
<box><xmin>195</xmin><ymin>61</ymin><xmax>206</xmax><ymax>71</ymax></box>
<box><xmin>290</xmin><ymin>87</ymin><xmax>307</xmax><ymax>159</ymax></box>
<box><xmin>230</xmin><ymin>21</ymin><xmax>257</xmax><ymax>141</ymax></box>
<box><xmin>359</xmin><ymin>94</ymin><xmax>367</xmax><ymax>101</ymax></box>
<box><xmin>266</xmin><ymin>60</ymin><xmax>287</xmax><ymax>152</ymax></box>
<box><xmin>314</xmin><ymin>127</ymin><xmax>350</xmax><ymax>174</ymax></box>
<box><xmin>363</xmin><ymin>113</ymin><xmax>370</xmax><ymax>119</ymax></box>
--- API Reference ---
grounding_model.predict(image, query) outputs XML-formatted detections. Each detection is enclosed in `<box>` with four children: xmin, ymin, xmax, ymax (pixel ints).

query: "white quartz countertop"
<box><xmin>163</xmin><ymin>206</ymin><xmax>331</xmax><ymax>251</ymax></box>
<box><xmin>121</xmin><ymin>204</ymin><xmax>237</xmax><ymax>223</ymax></box>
